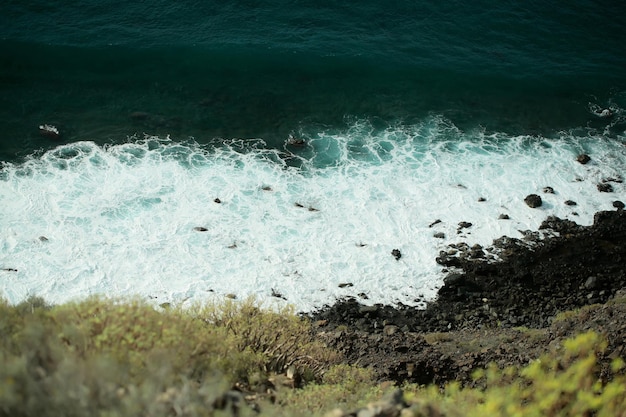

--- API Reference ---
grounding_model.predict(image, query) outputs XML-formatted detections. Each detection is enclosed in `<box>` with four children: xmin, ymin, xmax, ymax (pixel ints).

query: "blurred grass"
<box><xmin>1</xmin><ymin>295</ymin><xmax>625</xmax><ymax>416</ymax></box>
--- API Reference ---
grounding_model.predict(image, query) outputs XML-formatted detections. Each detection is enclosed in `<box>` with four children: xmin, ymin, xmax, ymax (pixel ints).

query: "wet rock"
<box><xmin>339</xmin><ymin>283</ymin><xmax>354</xmax><ymax>288</ymax></box>
<box><xmin>577</xmin><ymin>154</ymin><xmax>591</xmax><ymax>164</ymax></box>
<box><xmin>38</xmin><ymin>124</ymin><xmax>61</xmax><ymax>140</ymax></box>
<box><xmin>428</xmin><ymin>219</ymin><xmax>442</xmax><ymax>228</ymax></box>
<box><xmin>564</xmin><ymin>200</ymin><xmax>577</xmax><ymax>206</ymax></box>
<box><xmin>214</xmin><ymin>198</ymin><xmax>222</xmax><ymax>203</ymax></box>
<box><xmin>539</xmin><ymin>216</ymin><xmax>585</xmax><ymax>234</ymax></box>
<box><xmin>433</xmin><ymin>232</ymin><xmax>445</xmax><ymax>239</ymax></box>
<box><xmin>193</xmin><ymin>226</ymin><xmax>208</xmax><ymax>232</ymax></box>
<box><xmin>614</xmin><ymin>201</ymin><xmax>625</xmax><ymax>210</ymax></box>
<box><xmin>524</xmin><ymin>194</ymin><xmax>542</xmax><ymax>208</ymax></box>
<box><xmin>478</xmin><ymin>197</ymin><xmax>487</xmax><ymax>202</ymax></box>
<box><xmin>597</xmin><ymin>183</ymin><xmax>614</xmax><ymax>193</ymax></box>
<box><xmin>499</xmin><ymin>214</ymin><xmax>510</xmax><ymax>220</ymax></box>
<box><xmin>469</xmin><ymin>245</ymin><xmax>485</xmax><ymax>259</ymax></box>
<box><xmin>458</xmin><ymin>221</ymin><xmax>472</xmax><ymax>229</ymax></box>
<box><xmin>391</xmin><ymin>249</ymin><xmax>402</xmax><ymax>260</ymax></box>
<box><xmin>436</xmin><ymin>251</ymin><xmax>462</xmax><ymax>268</ymax></box>
<box><xmin>542</xmin><ymin>186</ymin><xmax>555</xmax><ymax>194</ymax></box>
<box><xmin>271</xmin><ymin>288</ymin><xmax>287</xmax><ymax>300</ymax></box>
<box><xmin>443</xmin><ymin>273</ymin><xmax>464</xmax><ymax>286</ymax></box>
<box><xmin>286</xmin><ymin>134</ymin><xmax>306</xmax><ymax>147</ymax></box>
<box><xmin>38</xmin><ymin>236</ymin><xmax>49</xmax><ymax>242</ymax></box>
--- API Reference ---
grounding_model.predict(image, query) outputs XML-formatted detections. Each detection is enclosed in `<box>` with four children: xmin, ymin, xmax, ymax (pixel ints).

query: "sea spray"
<box><xmin>1</xmin><ymin>119</ymin><xmax>625</xmax><ymax>311</ymax></box>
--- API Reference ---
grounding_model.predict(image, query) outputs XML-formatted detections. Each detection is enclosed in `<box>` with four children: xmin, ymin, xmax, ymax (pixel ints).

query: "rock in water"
<box><xmin>39</xmin><ymin>124</ymin><xmax>61</xmax><ymax>140</ymax></box>
<box><xmin>391</xmin><ymin>249</ymin><xmax>401</xmax><ymax>260</ymax></box>
<box><xmin>524</xmin><ymin>194</ymin><xmax>542</xmax><ymax>208</ymax></box>
<box><xmin>597</xmin><ymin>183</ymin><xmax>614</xmax><ymax>193</ymax></box>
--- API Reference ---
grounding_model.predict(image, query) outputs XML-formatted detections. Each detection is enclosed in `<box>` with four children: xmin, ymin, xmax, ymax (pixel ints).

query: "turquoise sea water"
<box><xmin>1</xmin><ymin>1</ymin><xmax>625</xmax><ymax>309</ymax></box>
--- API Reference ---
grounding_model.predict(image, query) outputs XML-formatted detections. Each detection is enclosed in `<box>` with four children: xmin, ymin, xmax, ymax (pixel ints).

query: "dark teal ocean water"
<box><xmin>2</xmin><ymin>0</ymin><xmax>626</xmax><ymax>159</ymax></box>
<box><xmin>1</xmin><ymin>1</ymin><xmax>626</xmax><ymax>308</ymax></box>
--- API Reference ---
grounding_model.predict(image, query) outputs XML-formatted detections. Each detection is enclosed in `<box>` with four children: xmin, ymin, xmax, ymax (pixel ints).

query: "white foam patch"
<box><xmin>1</xmin><ymin>120</ymin><xmax>625</xmax><ymax>311</ymax></box>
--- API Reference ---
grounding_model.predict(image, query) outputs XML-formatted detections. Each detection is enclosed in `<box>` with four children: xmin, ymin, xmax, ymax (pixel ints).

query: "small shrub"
<box><xmin>195</xmin><ymin>297</ymin><xmax>341</xmax><ymax>381</ymax></box>
<box><xmin>423</xmin><ymin>332</ymin><xmax>453</xmax><ymax>344</ymax></box>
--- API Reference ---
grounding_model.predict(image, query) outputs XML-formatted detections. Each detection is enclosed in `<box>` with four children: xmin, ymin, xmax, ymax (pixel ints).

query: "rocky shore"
<box><xmin>307</xmin><ymin>208</ymin><xmax>626</xmax><ymax>386</ymax></box>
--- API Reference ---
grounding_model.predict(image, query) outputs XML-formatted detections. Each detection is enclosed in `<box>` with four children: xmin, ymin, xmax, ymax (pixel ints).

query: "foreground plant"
<box><xmin>1</xmin><ymin>296</ymin><xmax>625</xmax><ymax>417</ymax></box>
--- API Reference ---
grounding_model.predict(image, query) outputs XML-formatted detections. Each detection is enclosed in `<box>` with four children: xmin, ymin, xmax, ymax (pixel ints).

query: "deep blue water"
<box><xmin>1</xmin><ymin>0</ymin><xmax>625</xmax><ymax>161</ymax></box>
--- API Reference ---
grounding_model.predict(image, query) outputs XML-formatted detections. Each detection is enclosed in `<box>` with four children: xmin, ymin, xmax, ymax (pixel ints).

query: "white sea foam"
<box><xmin>1</xmin><ymin>119</ymin><xmax>625</xmax><ymax>311</ymax></box>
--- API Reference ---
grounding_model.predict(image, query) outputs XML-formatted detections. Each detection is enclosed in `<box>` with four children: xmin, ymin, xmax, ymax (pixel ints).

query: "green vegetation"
<box><xmin>405</xmin><ymin>331</ymin><xmax>626</xmax><ymax>417</ymax></box>
<box><xmin>1</xmin><ymin>296</ymin><xmax>625</xmax><ymax>416</ymax></box>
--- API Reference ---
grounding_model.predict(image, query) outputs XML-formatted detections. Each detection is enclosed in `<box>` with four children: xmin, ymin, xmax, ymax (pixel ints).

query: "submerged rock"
<box><xmin>577</xmin><ymin>154</ymin><xmax>591</xmax><ymax>164</ymax></box>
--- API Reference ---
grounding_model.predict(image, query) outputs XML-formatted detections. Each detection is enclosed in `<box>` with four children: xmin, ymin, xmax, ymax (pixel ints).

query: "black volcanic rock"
<box><xmin>308</xmin><ymin>210</ymin><xmax>626</xmax><ymax>333</ymax></box>
<box><xmin>524</xmin><ymin>194</ymin><xmax>542</xmax><ymax>208</ymax></box>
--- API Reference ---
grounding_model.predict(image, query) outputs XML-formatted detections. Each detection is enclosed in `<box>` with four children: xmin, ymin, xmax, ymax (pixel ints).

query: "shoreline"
<box><xmin>307</xmin><ymin>209</ymin><xmax>626</xmax><ymax>333</ymax></box>
<box><xmin>306</xmin><ymin>208</ymin><xmax>626</xmax><ymax>385</ymax></box>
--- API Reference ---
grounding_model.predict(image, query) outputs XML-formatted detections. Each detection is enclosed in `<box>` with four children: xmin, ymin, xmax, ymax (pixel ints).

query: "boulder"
<box><xmin>524</xmin><ymin>194</ymin><xmax>542</xmax><ymax>208</ymax></box>
<box><xmin>576</xmin><ymin>154</ymin><xmax>591</xmax><ymax>164</ymax></box>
